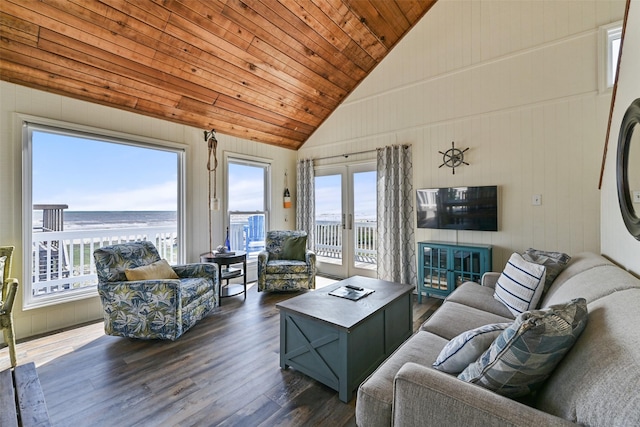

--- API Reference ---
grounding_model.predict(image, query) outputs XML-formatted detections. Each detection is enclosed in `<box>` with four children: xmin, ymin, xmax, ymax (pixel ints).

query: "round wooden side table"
<box><xmin>200</xmin><ymin>251</ymin><xmax>247</xmax><ymax>304</ymax></box>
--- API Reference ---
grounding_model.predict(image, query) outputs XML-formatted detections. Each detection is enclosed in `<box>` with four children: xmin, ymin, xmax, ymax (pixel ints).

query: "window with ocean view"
<box><xmin>226</xmin><ymin>156</ymin><xmax>270</xmax><ymax>261</ymax></box>
<box><xmin>23</xmin><ymin>120</ymin><xmax>184</xmax><ymax>309</ymax></box>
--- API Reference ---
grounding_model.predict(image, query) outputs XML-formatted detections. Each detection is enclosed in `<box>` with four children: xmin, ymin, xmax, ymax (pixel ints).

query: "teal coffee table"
<box><xmin>276</xmin><ymin>276</ymin><xmax>414</xmax><ymax>402</ymax></box>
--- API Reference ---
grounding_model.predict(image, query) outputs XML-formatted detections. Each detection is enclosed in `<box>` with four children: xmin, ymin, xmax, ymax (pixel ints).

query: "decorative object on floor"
<box><xmin>1</xmin><ymin>362</ymin><xmax>51</xmax><ymax>425</ymax></box>
<box><xmin>616</xmin><ymin>98</ymin><xmax>640</xmax><ymax>240</ymax></box>
<box><xmin>257</xmin><ymin>230</ymin><xmax>316</xmax><ymax>292</ymax></box>
<box><xmin>94</xmin><ymin>241</ymin><xmax>219</xmax><ymax>340</ymax></box>
<box><xmin>0</xmin><ymin>246</ymin><xmax>18</xmax><ymax>367</ymax></box>
<box><xmin>439</xmin><ymin>141</ymin><xmax>469</xmax><ymax>174</ymax></box>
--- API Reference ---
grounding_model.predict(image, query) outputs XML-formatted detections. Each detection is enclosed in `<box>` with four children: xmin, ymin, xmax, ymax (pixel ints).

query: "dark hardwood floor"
<box><xmin>1</xmin><ymin>278</ymin><xmax>441</xmax><ymax>427</ymax></box>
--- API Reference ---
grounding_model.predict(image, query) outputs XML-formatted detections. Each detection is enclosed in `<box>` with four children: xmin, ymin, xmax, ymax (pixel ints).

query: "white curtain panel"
<box><xmin>376</xmin><ymin>145</ymin><xmax>417</xmax><ymax>286</ymax></box>
<box><xmin>296</xmin><ymin>158</ymin><xmax>315</xmax><ymax>250</ymax></box>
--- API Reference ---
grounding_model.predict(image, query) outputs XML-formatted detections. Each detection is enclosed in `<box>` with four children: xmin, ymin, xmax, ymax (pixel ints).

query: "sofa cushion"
<box><xmin>537</xmin><ymin>289</ymin><xmax>640</xmax><ymax>426</ymax></box>
<box><xmin>522</xmin><ymin>248</ymin><xmax>571</xmax><ymax>299</ymax></box>
<box><xmin>546</xmin><ymin>252</ymin><xmax>613</xmax><ymax>290</ymax></box>
<box><xmin>458</xmin><ymin>298</ymin><xmax>588</xmax><ymax>398</ymax></box>
<box><xmin>541</xmin><ymin>263</ymin><xmax>640</xmax><ymax>307</ymax></box>
<box><xmin>446</xmin><ymin>282</ymin><xmax>515</xmax><ymax>318</ymax></box>
<box><xmin>433</xmin><ymin>322</ymin><xmax>511</xmax><ymax>374</ymax></box>
<box><xmin>125</xmin><ymin>259</ymin><xmax>179</xmax><ymax>281</ymax></box>
<box><xmin>421</xmin><ymin>301</ymin><xmax>514</xmax><ymax>340</ymax></box>
<box><xmin>282</xmin><ymin>235</ymin><xmax>307</xmax><ymax>261</ymax></box>
<box><xmin>494</xmin><ymin>253</ymin><xmax>546</xmax><ymax>317</ymax></box>
<box><xmin>356</xmin><ymin>331</ymin><xmax>448</xmax><ymax>427</ymax></box>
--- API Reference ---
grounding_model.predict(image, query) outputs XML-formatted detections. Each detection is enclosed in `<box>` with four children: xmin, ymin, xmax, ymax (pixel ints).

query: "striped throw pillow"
<box><xmin>494</xmin><ymin>253</ymin><xmax>546</xmax><ymax>317</ymax></box>
<box><xmin>433</xmin><ymin>322</ymin><xmax>512</xmax><ymax>374</ymax></box>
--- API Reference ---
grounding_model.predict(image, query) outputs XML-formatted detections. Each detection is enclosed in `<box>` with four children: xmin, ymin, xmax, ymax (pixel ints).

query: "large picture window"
<box><xmin>22</xmin><ymin>119</ymin><xmax>185</xmax><ymax>309</ymax></box>
<box><xmin>226</xmin><ymin>155</ymin><xmax>270</xmax><ymax>261</ymax></box>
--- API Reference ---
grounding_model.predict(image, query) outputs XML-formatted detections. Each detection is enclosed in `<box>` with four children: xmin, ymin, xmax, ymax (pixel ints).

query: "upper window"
<box><xmin>226</xmin><ymin>155</ymin><xmax>270</xmax><ymax>260</ymax></box>
<box><xmin>23</xmin><ymin>119</ymin><xmax>185</xmax><ymax>309</ymax></box>
<box><xmin>599</xmin><ymin>22</ymin><xmax>622</xmax><ymax>92</ymax></box>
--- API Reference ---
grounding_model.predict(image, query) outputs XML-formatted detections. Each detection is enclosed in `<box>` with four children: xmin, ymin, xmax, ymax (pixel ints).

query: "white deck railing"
<box><xmin>32</xmin><ymin>222</ymin><xmax>375</xmax><ymax>297</ymax></box>
<box><xmin>315</xmin><ymin>221</ymin><xmax>377</xmax><ymax>264</ymax></box>
<box><xmin>32</xmin><ymin>227</ymin><xmax>177</xmax><ymax>297</ymax></box>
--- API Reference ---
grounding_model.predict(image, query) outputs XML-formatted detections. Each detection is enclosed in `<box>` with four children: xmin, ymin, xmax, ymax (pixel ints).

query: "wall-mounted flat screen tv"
<box><xmin>416</xmin><ymin>185</ymin><xmax>498</xmax><ymax>231</ymax></box>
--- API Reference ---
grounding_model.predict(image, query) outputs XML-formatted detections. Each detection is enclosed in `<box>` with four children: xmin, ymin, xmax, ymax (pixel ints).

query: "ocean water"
<box><xmin>33</xmin><ymin>211</ymin><xmax>177</xmax><ymax>230</ymax></box>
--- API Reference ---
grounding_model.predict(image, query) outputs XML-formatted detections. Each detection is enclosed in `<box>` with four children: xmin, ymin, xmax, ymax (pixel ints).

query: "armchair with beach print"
<box><xmin>94</xmin><ymin>241</ymin><xmax>219</xmax><ymax>340</ymax></box>
<box><xmin>257</xmin><ymin>230</ymin><xmax>316</xmax><ymax>292</ymax></box>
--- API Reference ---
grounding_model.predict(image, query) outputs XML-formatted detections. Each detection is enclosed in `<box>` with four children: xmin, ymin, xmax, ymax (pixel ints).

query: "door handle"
<box><xmin>348</xmin><ymin>214</ymin><xmax>353</xmax><ymax>230</ymax></box>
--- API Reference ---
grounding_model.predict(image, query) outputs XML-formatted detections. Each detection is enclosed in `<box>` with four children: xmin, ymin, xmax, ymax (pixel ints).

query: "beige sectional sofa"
<box><xmin>356</xmin><ymin>252</ymin><xmax>640</xmax><ymax>426</ymax></box>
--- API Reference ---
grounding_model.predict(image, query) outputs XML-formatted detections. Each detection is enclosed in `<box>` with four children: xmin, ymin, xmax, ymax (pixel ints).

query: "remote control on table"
<box><xmin>345</xmin><ymin>285</ymin><xmax>364</xmax><ymax>291</ymax></box>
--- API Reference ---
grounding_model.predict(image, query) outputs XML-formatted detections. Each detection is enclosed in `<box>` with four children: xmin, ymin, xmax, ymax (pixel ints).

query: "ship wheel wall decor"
<box><xmin>439</xmin><ymin>141</ymin><xmax>469</xmax><ymax>175</ymax></box>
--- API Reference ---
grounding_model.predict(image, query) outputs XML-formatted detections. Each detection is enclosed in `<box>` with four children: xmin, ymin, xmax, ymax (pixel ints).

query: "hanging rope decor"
<box><xmin>205</xmin><ymin>129</ymin><xmax>218</xmax><ymax>254</ymax></box>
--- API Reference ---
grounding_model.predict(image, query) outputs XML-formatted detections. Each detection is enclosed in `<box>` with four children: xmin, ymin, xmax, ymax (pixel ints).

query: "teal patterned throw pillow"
<box><xmin>458</xmin><ymin>298</ymin><xmax>588</xmax><ymax>398</ymax></box>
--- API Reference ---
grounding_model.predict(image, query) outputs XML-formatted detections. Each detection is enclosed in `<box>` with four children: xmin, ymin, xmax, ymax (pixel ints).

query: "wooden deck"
<box><xmin>0</xmin><ymin>277</ymin><xmax>441</xmax><ymax>426</ymax></box>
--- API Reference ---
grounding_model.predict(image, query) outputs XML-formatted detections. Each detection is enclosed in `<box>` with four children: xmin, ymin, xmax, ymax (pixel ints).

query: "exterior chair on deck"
<box><xmin>257</xmin><ymin>231</ymin><xmax>316</xmax><ymax>292</ymax></box>
<box><xmin>94</xmin><ymin>241</ymin><xmax>219</xmax><ymax>340</ymax></box>
<box><xmin>0</xmin><ymin>246</ymin><xmax>19</xmax><ymax>367</ymax></box>
<box><xmin>245</xmin><ymin>214</ymin><xmax>265</xmax><ymax>255</ymax></box>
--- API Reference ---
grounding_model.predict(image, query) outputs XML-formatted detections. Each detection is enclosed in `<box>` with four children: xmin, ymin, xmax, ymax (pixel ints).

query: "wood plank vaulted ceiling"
<box><xmin>0</xmin><ymin>0</ymin><xmax>437</xmax><ymax>150</ymax></box>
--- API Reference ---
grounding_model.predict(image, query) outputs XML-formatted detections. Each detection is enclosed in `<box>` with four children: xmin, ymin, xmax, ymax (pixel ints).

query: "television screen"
<box><xmin>416</xmin><ymin>186</ymin><xmax>498</xmax><ymax>231</ymax></box>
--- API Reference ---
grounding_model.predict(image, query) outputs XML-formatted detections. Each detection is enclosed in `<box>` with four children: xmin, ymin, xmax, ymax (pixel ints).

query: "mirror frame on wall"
<box><xmin>617</xmin><ymin>98</ymin><xmax>640</xmax><ymax>240</ymax></box>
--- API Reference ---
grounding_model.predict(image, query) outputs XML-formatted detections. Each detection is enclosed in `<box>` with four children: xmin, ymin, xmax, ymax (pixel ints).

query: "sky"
<box><xmin>32</xmin><ymin>130</ymin><xmax>377</xmax><ymax>218</ymax></box>
<box><xmin>33</xmin><ymin>131</ymin><xmax>178</xmax><ymax>211</ymax></box>
<box><xmin>315</xmin><ymin>171</ymin><xmax>377</xmax><ymax>221</ymax></box>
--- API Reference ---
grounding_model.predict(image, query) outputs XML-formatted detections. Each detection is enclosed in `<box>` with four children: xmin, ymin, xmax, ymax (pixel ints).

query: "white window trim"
<box><xmin>18</xmin><ymin>114</ymin><xmax>187</xmax><ymax>310</ymax></box>
<box><xmin>224</xmin><ymin>152</ymin><xmax>272</xmax><ymax>261</ymax></box>
<box><xmin>598</xmin><ymin>21</ymin><xmax>623</xmax><ymax>94</ymax></box>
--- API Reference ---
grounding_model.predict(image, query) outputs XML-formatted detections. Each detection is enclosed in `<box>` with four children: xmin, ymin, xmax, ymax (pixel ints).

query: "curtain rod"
<box><xmin>311</xmin><ymin>144</ymin><xmax>410</xmax><ymax>161</ymax></box>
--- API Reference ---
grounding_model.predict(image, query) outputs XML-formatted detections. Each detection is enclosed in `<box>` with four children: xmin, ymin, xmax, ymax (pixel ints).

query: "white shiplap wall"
<box><xmin>0</xmin><ymin>81</ymin><xmax>297</xmax><ymax>341</ymax></box>
<box><xmin>299</xmin><ymin>0</ymin><xmax>624</xmax><ymax>270</ymax></box>
<box><xmin>601</xmin><ymin>1</ymin><xmax>640</xmax><ymax>276</ymax></box>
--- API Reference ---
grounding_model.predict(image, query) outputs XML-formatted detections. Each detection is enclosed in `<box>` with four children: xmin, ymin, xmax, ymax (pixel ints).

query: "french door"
<box><xmin>314</xmin><ymin>163</ymin><xmax>377</xmax><ymax>278</ymax></box>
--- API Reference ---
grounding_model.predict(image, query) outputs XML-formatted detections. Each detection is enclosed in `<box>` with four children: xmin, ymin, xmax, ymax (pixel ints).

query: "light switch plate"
<box><xmin>633</xmin><ymin>191</ymin><xmax>640</xmax><ymax>203</ymax></box>
<box><xmin>532</xmin><ymin>194</ymin><xmax>542</xmax><ymax>206</ymax></box>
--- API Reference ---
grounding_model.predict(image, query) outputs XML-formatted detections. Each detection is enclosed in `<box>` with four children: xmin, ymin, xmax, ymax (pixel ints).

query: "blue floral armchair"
<box><xmin>257</xmin><ymin>231</ymin><xmax>316</xmax><ymax>292</ymax></box>
<box><xmin>94</xmin><ymin>241</ymin><xmax>219</xmax><ymax>340</ymax></box>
